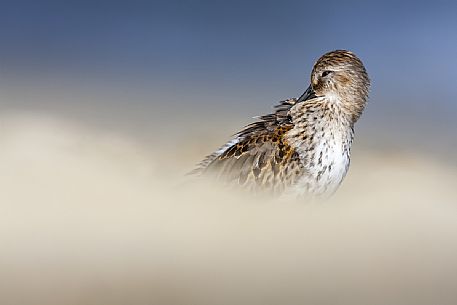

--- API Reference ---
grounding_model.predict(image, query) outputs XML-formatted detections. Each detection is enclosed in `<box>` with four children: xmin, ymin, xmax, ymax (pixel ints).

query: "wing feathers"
<box><xmin>192</xmin><ymin>98</ymin><xmax>305</xmax><ymax>193</ymax></box>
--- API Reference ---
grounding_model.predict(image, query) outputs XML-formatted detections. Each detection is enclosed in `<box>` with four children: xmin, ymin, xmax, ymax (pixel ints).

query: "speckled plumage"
<box><xmin>193</xmin><ymin>50</ymin><xmax>370</xmax><ymax>198</ymax></box>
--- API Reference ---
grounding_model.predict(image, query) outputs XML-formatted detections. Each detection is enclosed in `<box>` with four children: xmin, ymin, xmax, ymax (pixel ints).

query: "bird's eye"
<box><xmin>321</xmin><ymin>70</ymin><xmax>332</xmax><ymax>77</ymax></box>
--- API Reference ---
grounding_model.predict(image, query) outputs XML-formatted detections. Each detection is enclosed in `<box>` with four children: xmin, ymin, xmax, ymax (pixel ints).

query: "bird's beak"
<box><xmin>296</xmin><ymin>85</ymin><xmax>316</xmax><ymax>103</ymax></box>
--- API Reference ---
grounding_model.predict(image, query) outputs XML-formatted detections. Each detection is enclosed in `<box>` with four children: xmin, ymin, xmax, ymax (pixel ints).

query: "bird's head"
<box><xmin>307</xmin><ymin>50</ymin><xmax>370</xmax><ymax>121</ymax></box>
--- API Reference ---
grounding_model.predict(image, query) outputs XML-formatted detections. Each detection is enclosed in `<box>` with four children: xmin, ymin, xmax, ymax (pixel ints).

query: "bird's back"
<box><xmin>193</xmin><ymin>98</ymin><xmax>305</xmax><ymax>195</ymax></box>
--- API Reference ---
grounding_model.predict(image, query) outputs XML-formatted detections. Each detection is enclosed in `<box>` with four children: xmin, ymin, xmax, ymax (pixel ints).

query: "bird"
<box><xmin>192</xmin><ymin>50</ymin><xmax>370</xmax><ymax>199</ymax></box>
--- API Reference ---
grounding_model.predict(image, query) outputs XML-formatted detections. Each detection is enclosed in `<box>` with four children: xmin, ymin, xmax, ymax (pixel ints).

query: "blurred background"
<box><xmin>1</xmin><ymin>1</ymin><xmax>457</xmax><ymax>304</ymax></box>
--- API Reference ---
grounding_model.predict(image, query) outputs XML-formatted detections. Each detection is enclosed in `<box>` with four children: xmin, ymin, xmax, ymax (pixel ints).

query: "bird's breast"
<box><xmin>285</xmin><ymin>112</ymin><xmax>353</xmax><ymax>197</ymax></box>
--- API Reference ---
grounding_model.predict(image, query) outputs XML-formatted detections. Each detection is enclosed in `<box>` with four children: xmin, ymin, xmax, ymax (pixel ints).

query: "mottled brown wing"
<box><xmin>192</xmin><ymin>98</ymin><xmax>305</xmax><ymax>194</ymax></box>
<box><xmin>203</xmin><ymin>125</ymin><xmax>304</xmax><ymax>194</ymax></box>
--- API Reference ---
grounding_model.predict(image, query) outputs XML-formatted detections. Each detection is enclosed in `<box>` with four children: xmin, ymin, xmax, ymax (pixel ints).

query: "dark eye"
<box><xmin>321</xmin><ymin>70</ymin><xmax>332</xmax><ymax>77</ymax></box>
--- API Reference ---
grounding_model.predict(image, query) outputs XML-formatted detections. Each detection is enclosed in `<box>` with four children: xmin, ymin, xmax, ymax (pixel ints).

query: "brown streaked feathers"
<box><xmin>193</xmin><ymin>97</ymin><xmax>304</xmax><ymax>194</ymax></box>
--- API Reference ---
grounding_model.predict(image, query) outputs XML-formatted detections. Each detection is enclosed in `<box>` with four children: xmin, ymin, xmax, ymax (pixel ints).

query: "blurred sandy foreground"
<box><xmin>0</xmin><ymin>113</ymin><xmax>457</xmax><ymax>305</ymax></box>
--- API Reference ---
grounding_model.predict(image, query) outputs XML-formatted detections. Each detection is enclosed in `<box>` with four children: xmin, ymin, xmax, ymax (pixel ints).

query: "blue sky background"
<box><xmin>0</xmin><ymin>0</ymin><xmax>456</xmax><ymax>153</ymax></box>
